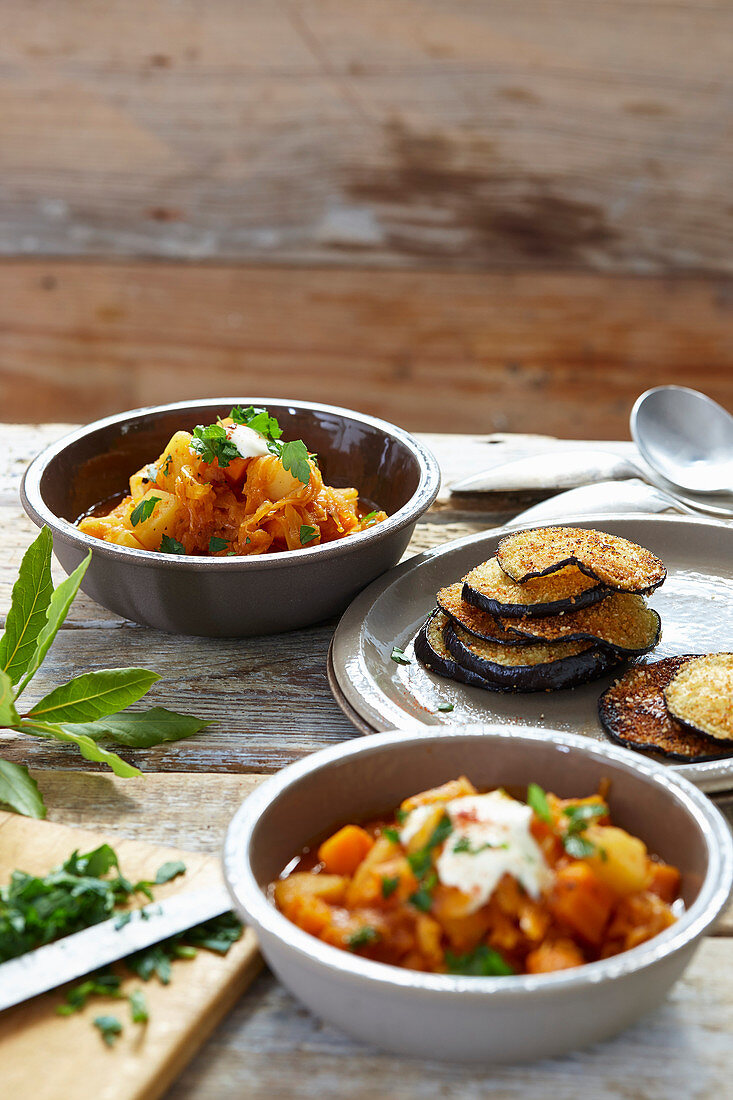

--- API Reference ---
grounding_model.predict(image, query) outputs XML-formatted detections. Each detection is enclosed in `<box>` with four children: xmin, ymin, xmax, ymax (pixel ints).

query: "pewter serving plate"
<box><xmin>329</xmin><ymin>515</ymin><xmax>733</xmax><ymax>791</ymax></box>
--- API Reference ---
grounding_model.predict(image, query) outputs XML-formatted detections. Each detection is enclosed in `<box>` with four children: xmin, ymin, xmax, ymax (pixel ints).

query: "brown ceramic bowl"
<box><xmin>21</xmin><ymin>398</ymin><xmax>440</xmax><ymax>636</ymax></box>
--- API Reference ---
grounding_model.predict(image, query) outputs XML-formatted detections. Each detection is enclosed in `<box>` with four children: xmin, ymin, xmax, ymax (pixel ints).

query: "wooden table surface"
<box><xmin>2</xmin><ymin>423</ymin><xmax>732</xmax><ymax>1098</ymax></box>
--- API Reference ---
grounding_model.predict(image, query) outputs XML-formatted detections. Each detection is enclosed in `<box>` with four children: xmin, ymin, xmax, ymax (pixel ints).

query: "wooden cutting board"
<box><xmin>0</xmin><ymin>811</ymin><xmax>261</xmax><ymax>1100</ymax></box>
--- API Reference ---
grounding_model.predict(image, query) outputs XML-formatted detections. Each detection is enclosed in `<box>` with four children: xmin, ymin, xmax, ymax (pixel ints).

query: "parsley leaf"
<box><xmin>409</xmin><ymin>871</ymin><xmax>437</xmax><ymax>913</ymax></box>
<box><xmin>527</xmin><ymin>782</ymin><xmax>552</xmax><ymax>825</ymax></box>
<box><xmin>159</xmin><ymin>535</ymin><xmax>186</xmax><ymax>555</ymax></box>
<box><xmin>437</xmin><ymin>702</ymin><xmax>454</xmax><ymax>713</ymax></box>
<box><xmin>154</xmin><ymin>860</ymin><xmax>186</xmax><ymax>885</ymax></box>
<box><xmin>279</xmin><ymin>439</ymin><xmax>311</xmax><ymax>485</ymax></box>
<box><xmin>381</xmin><ymin>875</ymin><xmax>400</xmax><ymax>898</ymax></box>
<box><xmin>130</xmin><ymin>496</ymin><xmax>160</xmax><ymax>527</ymax></box>
<box><xmin>361</xmin><ymin>510</ymin><xmax>379</xmax><ymax>527</ymax></box>
<box><xmin>563</xmin><ymin>834</ymin><xmax>596</xmax><ymax>859</ymax></box>
<box><xmin>208</xmin><ymin>536</ymin><xmax>229</xmax><ymax>553</ymax></box>
<box><xmin>347</xmin><ymin>926</ymin><xmax>380</xmax><ymax>950</ymax></box>
<box><xmin>94</xmin><ymin>1015</ymin><xmax>123</xmax><ymax>1047</ymax></box>
<box><xmin>382</xmin><ymin>826</ymin><xmax>400</xmax><ymax>844</ymax></box>
<box><xmin>445</xmin><ymin>944</ymin><xmax>515</xmax><ymax>977</ymax></box>
<box><xmin>189</xmin><ymin>423</ymin><xmax>240</xmax><ymax>468</ymax></box>
<box><xmin>390</xmin><ymin>646</ymin><xmax>411</xmax><ymax>665</ymax></box>
<box><xmin>129</xmin><ymin>988</ymin><xmax>148</xmax><ymax>1024</ymax></box>
<box><xmin>162</xmin><ymin>454</ymin><xmax>173</xmax><ymax>475</ymax></box>
<box><xmin>299</xmin><ymin>525</ymin><xmax>319</xmax><ymax>545</ymax></box>
<box><xmin>230</xmin><ymin>406</ymin><xmax>283</xmax><ymax>442</ymax></box>
<box><xmin>452</xmin><ymin>836</ymin><xmax>508</xmax><ymax>855</ymax></box>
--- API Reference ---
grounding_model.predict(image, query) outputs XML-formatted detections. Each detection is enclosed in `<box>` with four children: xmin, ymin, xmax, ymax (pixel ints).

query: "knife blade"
<box><xmin>0</xmin><ymin>883</ymin><xmax>233</xmax><ymax>1012</ymax></box>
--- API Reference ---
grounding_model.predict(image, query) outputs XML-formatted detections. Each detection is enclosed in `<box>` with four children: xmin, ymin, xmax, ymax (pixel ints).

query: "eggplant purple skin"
<box><xmin>444</xmin><ymin>620</ymin><xmax>623</xmax><ymax>693</ymax></box>
<box><xmin>598</xmin><ymin>697</ymin><xmax>733</xmax><ymax>764</ymax></box>
<box><xmin>461</xmin><ymin>579</ymin><xmax>611</xmax><ymax>620</ymax></box>
<box><xmin>413</xmin><ymin>612</ymin><xmax>515</xmax><ymax>694</ymax></box>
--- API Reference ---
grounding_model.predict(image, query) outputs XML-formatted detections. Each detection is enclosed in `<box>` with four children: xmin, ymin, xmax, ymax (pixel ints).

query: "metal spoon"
<box><xmin>631</xmin><ymin>386</ymin><xmax>733</xmax><ymax>496</ymax></box>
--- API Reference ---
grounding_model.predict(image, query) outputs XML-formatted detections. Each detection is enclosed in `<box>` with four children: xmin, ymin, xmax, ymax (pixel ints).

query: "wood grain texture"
<box><xmin>170</xmin><ymin>940</ymin><xmax>733</xmax><ymax>1099</ymax></box>
<box><xmin>1</xmin><ymin>263</ymin><xmax>732</xmax><ymax>436</ymax></box>
<box><xmin>1</xmin><ymin>1</ymin><xmax>731</xmax><ymax>272</ymax></box>
<box><xmin>0</xmin><ymin>812</ymin><xmax>261</xmax><ymax>1100</ymax></box>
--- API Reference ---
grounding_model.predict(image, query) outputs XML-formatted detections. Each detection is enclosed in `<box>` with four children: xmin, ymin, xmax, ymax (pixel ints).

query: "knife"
<box><xmin>0</xmin><ymin>883</ymin><xmax>233</xmax><ymax>1012</ymax></box>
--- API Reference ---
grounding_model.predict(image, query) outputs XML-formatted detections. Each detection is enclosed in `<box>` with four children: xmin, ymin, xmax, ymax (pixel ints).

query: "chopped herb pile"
<box><xmin>0</xmin><ymin>526</ymin><xmax>210</xmax><ymax>818</ymax></box>
<box><xmin>0</xmin><ymin>841</ymin><xmax>243</xmax><ymax>1045</ymax></box>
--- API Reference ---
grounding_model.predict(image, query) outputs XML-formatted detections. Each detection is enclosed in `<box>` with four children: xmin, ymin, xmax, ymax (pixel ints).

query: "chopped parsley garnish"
<box><xmin>189</xmin><ymin>423</ymin><xmax>240</xmax><ymax>468</ymax></box>
<box><xmin>437</xmin><ymin>702</ymin><xmax>454</xmax><ymax>713</ymax></box>
<box><xmin>230</xmin><ymin>405</ymin><xmax>283</xmax><ymax>443</ymax></box>
<box><xmin>563</xmin><ymin>834</ymin><xmax>596</xmax><ymax>859</ymax></box>
<box><xmin>57</xmin><ymin>971</ymin><xmax>122</xmax><ymax>1015</ymax></box>
<box><xmin>94</xmin><ymin>1015</ymin><xmax>123</xmax><ymax>1047</ymax></box>
<box><xmin>445</xmin><ymin>944</ymin><xmax>515</xmax><ymax>977</ymax></box>
<box><xmin>409</xmin><ymin>872</ymin><xmax>437</xmax><ymax>912</ymax></box>
<box><xmin>153</xmin><ymin>860</ymin><xmax>186</xmax><ymax>885</ymax></box>
<box><xmin>279</xmin><ymin>439</ymin><xmax>311</xmax><ymax>485</ymax></box>
<box><xmin>208</xmin><ymin>536</ymin><xmax>230</xmax><ymax>553</ymax></box>
<box><xmin>407</xmin><ymin>848</ymin><xmax>433</xmax><ymax>878</ymax></box>
<box><xmin>162</xmin><ymin>454</ymin><xmax>173</xmax><ymax>476</ymax></box>
<box><xmin>299</xmin><ymin>525</ymin><xmax>319</xmax><ymax>545</ymax></box>
<box><xmin>526</xmin><ymin>782</ymin><xmax>552</xmax><ymax>825</ymax></box>
<box><xmin>559</xmin><ymin>802</ymin><xmax>606</xmax><ymax>859</ymax></box>
<box><xmin>382</xmin><ymin>827</ymin><xmax>400</xmax><ymax>844</ymax></box>
<box><xmin>361</xmin><ymin>510</ymin><xmax>379</xmax><ymax>527</ymax></box>
<box><xmin>381</xmin><ymin>875</ymin><xmax>400</xmax><ymax>899</ymax></box>
<box><xmin>452</xmin><ymin>836</ymin><xmax>508</xmax><ymax>855</ymax></box>
<box><xmin>395</xmin><ymin>808</ymin><xmax>408</xmax><ymax>825</ymax></box>
<box><xmin>130</xmin><ymin>496</ymin><xmax>161</xmax><ymax>527</ymax></box>
<box><xmin>427</xmin><ymin>812</ymin><xmax>453</xmax><ymax>850</ymax></box>
<box><xmin>159</xmin><ymin>535</ymin><xmax>186</xmax><ymax>555</ymax></box>
<box><xmin>390</xmin><ymin>646</ymin><xmax>411</xmax><ymax>666</ymax></box>
<box><xmin>347</xmin><ymin>926</ymin><xmax>380</xmax><ymax>950</ymax></box>
<box><xmin>129</xmin><ymin>989</ymin><xmax>149</xmax><ymax>1024</ymax></box>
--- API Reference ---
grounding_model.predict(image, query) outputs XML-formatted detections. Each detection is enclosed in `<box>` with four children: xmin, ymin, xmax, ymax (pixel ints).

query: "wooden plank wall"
<box><xmin>0</xmin><ymin>1</ymin><xmax>731</xmax><ymax>435</ymax></box>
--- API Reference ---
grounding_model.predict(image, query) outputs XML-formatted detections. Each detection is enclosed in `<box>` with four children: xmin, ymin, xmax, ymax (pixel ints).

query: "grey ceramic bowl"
<box><xmin>21</xmin><ymin>398</ymin><xmax>440</xmax><ymax>636</ymax></box>
<box><xmin>223</xmin><ymin>726</ymin><xmax>733</xmax><ymax>1064</ymax></box>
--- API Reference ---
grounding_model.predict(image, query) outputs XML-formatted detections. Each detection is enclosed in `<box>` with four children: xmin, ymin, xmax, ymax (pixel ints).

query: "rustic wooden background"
<box><xmin>1</xmin><ymin>1</ymin><xmax>731</xmax><ymax>435</ymax></box>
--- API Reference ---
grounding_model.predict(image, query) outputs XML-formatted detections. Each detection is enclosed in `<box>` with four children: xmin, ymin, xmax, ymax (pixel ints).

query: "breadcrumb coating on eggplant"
<box><xmin>462</xmin><ymin>558</ymin><xmax>609</xmax><ymax>618</ymax></box>
<box><xmin>664</xmin><ymin>654</ymin><xmax>733</xmax><ymax>742</ymax></box>
<box><xmin>497</xmin><ymin>527</ymin><xmax>666</xmax><ymax>593</ymax></box>
<box><xmin>499</xmin><ymin>593</ymin><xmax>661</xmax><ymax>656</ymax></box>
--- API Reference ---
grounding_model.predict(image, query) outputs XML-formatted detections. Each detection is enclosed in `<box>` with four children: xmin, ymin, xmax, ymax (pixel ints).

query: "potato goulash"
<box><xmin>77</xmin><ymin>406</ymin><xmax>387</xmax><ymax>556</ymax></box>
<box><xmin>272</xmin><ymin>776</ymin><xmax>681</xmax><ymax>976</ymax></box>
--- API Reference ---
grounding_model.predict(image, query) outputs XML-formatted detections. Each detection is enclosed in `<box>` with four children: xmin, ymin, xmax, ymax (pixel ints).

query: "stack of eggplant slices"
<box><xmin>415</xmin><ymin>526</ymin><xmax>666</xmax><ymax>695</ymax></box>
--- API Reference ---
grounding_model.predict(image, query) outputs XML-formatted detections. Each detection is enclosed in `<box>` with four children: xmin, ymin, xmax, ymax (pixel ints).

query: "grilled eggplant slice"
<box><xmin>663</xmin><ymin>653</ymin><xmax>733</xmax><ymax>742</ymax></box>
<box><xmin>599</xmin><ymin>656</ymin><xmax>733</xmax><ymax>762</ymax></box>
<box><xmin>445</xmin><ymin>620</ymin><xmax>621</xmax><ymax>693</ymax></box>
<box><xmin>436</xmin><ymin>582</ymin><xmax>534</xmax><ymax>645</ymax></box>
<box><xmin>497</xmin><ymin>593</ymin><xmax>661</xmax><ymax>657</ymax></box>
<box><xmin>462</xmin><ymin>557</ymin><xmax>610</xmax><ymax>619</ymax></box>
<box><xmin>414</xmin><ymin>609</ymin><xmax>513</xmax><ymax>693</ymax></box>
<box><xmin>497</xmin><ymin>527</ymin><xmax>667</xmax><ymax>594</ymax></box>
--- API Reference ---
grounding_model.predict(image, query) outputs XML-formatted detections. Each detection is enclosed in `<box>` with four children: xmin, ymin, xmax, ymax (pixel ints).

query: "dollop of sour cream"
<box><xmin>400</xmin><ymin>791</ymin><xmax>551</xmax><ymax>913</ymax></box>
<box><xmin>225</xmin><ymin>424</ymin><xmax>270</xmax><ymax>460</ymax></box>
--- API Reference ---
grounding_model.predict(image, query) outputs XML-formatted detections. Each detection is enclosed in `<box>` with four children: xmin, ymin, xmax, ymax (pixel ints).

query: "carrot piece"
<box><xmin>646</xmin><ymin>861</ymin><xmax>681</xmax><ymax>904</ymax></box>
<box><xmin>526</xmin><ymin>938</ymin><xmax>585</xmax><ymax>973</ymax></box>
<box><xmin>318</xmin><ymin>824</ymin><xmax>375</xmax><ymax>875</ymax></box>
<box><xmin>548</xmin><ymin>862</ymin><xmax>615</xmax><ymax>946</ymax></box>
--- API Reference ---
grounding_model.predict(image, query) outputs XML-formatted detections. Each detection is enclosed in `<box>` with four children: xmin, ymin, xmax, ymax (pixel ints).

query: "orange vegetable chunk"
<box><xmin>318</xmin><ymin>824</ymin><xmax>375</xmax><ymax>875</ymax></box>
<box><xmin>548</xmin><ymin>862</ymin><xmax>615</xmax><ymax>946</ymax></box>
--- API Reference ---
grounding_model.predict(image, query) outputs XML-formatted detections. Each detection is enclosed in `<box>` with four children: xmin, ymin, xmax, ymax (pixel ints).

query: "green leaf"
<box><xmin>360</xmin><ymin>510</ymin><xmax>379</xmax><ymax>527</ymax></box>
<box><xmin>390</xmin><ymin>646</ymin><xmax>411</xmax><ymax>666</ymax></box>
<box><xmin>154</xmin><ymin>860</ymin><xmax>186</xmax><ymax>885</ymax></box>
<box><xmin>50</xmin><ymin>707</ymin><xmax>211</xmax><ymax>748</ymax></box>
<box><xmin>208</xmin><ymin>536</ymin><xmax>229</xmax><ymax>553</ymax></box>
<box><xmin>159</xmin><ymin>535</ymin><xmax>186</xmax><ymax>555</ymax></box>
<box><xmin>94</xmin><ymin>1015</ymin><xmax>122</xmax><ymax>1046</ymax></box>
<box><xmin>189</xmin><ymin>423</ymin><xmax>239</xmax><ymax>468</ymax></box>
<box><xmin>526</xmin><ymin>782</ymin><xmax>552</xmax><ymax>825</ymax></box>
<box><xmin>299</xmin><ymin>525</ymin><xmax>319</xmax><ymax>545</ymax></box>
<box><xmin>437</xmin><ymin>702</ymin><xmax>454</xmax><ymax>713</ymax></box>
<box><xmin>0</xmin><ymin>669</ymin><xmax>21</xmax><ymax>727</ymax></box>
<box><xmin>0</xmin><ymin>526</ymin><xmax>54</xmax><ymax>685</ymax></box>
<box><xmin>0</xmin><ymin>758</ymin><xmax>46</xmax><ymax>818</ymax></box>
<box><xmin>27</xmin><ymin>668</ymin><xmax>160</xmax><ymax>724</ymax></box>
<box><xmin>22</xmin><ymin>721</ymin><xmax>142</xmax><ymax>778</ymax></box>
<box><xmin>130</xmin><ymin>496</ymin><xmax>160</xmax><ymax>527</ymax></box>
<box><xmin>381</xmin><ymin>875</ymin><xmax>399</xmax><ymax>899</ymax></box>
<box><xmin>279</xmin><ymin>439</ymin><xmax>311</xmax><ymax>484</ymax></box>
<box><xmin>445</xmin><ymin>944</ymin><xmax>515</xmax><ymax>977</ymax></box>
<box><xmin>382</xmin><ymin>827</ymin><xmax>400</xmax><ymax>845</ymax></box>
<box><xmin>230</xmin><ymin>406</ymin><xmax>282</xmax><ymax>442</ymax></box>
<box><xmin>347</xmin><ymin>925</ymin><xmax>380</xmax><ymax>950</ymax></box>
<box><xmin>129</xmin><ymin>989</ymin><xmax>148</xmax><ymax>1024</ymax></box>
<box><xmin>564</xmin><ymin>834</ymin><xmax>596</xmax><ymax>860</ymax></box>
<box><xmin>14</xmin><ymin>551</ymin><xmax>92</xmax><ymax>699</ymax></box>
